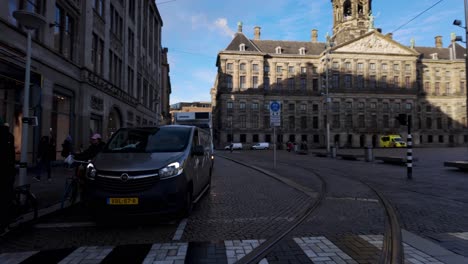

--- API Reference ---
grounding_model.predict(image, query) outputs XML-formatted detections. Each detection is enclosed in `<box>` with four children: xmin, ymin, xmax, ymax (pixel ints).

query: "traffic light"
<box><xmin>395</xmin><ymin>114</ymin><xmax>407</xmax><ymax>126</ymax></box>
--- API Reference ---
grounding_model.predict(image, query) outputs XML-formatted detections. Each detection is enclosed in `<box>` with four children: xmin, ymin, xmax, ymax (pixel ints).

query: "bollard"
<box><xmin>331</xmin><ymin>146</ymin><xmax>337</xmax><ymax>159</ymax></box>
<box><xmin>365</xmin><ymin>146</ymin><xmax>374</xmax><ymax>162</ymax></box>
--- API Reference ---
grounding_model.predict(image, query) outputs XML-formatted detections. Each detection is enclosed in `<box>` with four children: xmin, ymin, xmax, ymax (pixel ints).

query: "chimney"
<box><xmin>386</xmin><ymin>33</ymin><xmax>393</xmax><ymax>39</ymax></box>
<box><xmin>237</xmin><ymin>21</ymin><xmax>243</xmax><ymax>33</ymax></box>
<box><xmin>435</xmin><ymin>36</ymin><xmax>443</xmax><ymax>48</ymax></box>
<box><xmin>254</xmin><ymin>26</ymin><xmax>261</xmax><ymax>40</ymax></box>
<box><xmin>311</xmin><ymin>29</ymin><xmax>318</xmax><ymax>43</ymax></box>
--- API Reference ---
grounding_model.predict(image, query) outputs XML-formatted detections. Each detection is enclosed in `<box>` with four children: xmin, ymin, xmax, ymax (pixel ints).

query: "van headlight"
<box><xmin>86</xmin><ymin>163</ymin><xmax>97</xmax><ymax>180</ymax></box>
<box><xmin>159</xmin><ymin>161</ymin><xmax>184</xmax><ymax>179</ymax></box>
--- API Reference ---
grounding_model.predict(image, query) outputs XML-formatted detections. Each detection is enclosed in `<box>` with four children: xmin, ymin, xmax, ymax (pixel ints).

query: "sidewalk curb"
<box><xmin>2</xmin><ymin>198</ymin><xmax>78</xmax><ymax>237</ymax></box>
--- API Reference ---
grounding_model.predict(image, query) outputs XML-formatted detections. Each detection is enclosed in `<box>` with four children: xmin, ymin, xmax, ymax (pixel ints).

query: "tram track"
<box><xmin>218</xmin><ymin>154</ymin><xmax>404</xmax><ymax>264</ymax></box>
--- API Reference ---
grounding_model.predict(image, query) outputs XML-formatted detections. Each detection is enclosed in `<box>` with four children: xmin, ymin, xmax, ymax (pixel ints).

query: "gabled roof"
<box><xmin>251</xmin><ymin>40</ymin><xmax>326</xmax><ymax>55</ymax></box>
<box><xmin>414</xmin><ymin>43</ymin><xmax>465</xmax><ymax>60</ymax></box>
<box><xmin>225</xmin><ymin>33</ymin><xmax>261</xmax><ymax>53</ymax></box>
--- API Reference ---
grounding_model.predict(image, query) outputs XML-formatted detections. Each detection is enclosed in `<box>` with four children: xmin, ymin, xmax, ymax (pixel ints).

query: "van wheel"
<box><xmin>183</xmin><ymin>190</ymin><xmax>193</xmax><ymax>217</ymax></box>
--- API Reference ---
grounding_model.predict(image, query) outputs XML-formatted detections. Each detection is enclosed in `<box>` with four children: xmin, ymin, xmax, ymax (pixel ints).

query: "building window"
<box><xmin>438</xmin><ymin>135</ymin><xmax>444</xmax><ymax>143</ymax></box>
<box><xmin>393</xmin><ymin>76</ymin><xmax>399</xmax><ymax>87</ymax></box>
<box><xmin>264</xmin><ymin>65</ymin><xmax>270</xmax><ymax>72</ymax></box>
<box><xmin>332</xmin><ymin>114</ymin><xmax>340</xmax><ymax>128</ymax></box>
<box><xmin>446</xmin><ymin>83</ymin><xmax>451</xmax><ymax>95</ymax></box>
<box><xmin>435</xmin><ymin>82</ymin><xmax>440</xmax><ymax>95</ymax></box>
<box><xmin>437</xmin><ymin>117</ymin><xmax>442</xmax><ymax>129</ymax></box>
<box><xmin>426</xmin><ymin>105</ymin><xmax>432</xmax><ymax>112</ymax></box>
<box><xmin>383</xmin><ymin>115</ymin><xmax>389</xmax><ymax>128</ymax></box>
<box><xmin>345</xmin><ymin>62</ymin><xmax>351</xmax><ymax>70</ymax></box>
<box><xmin>332</xmin><ymin>62</ymin><xmax>339</xmax><ymax>69</ymax></box>
<box><xmin>91</xmin><ymin>33</ymin><xmax>104</xmax><ymax>75</ymax></box>
<box><xmin>252</xmin><ymin>116</ymin><xmax>259</xmax><ymax>129</ymax></box>
<box><xmin>93</xmin><ymin>0</ymin><xmax>104</xmax><ymax>17</ymax></box>
<box><xmin>383</xmin><ymin>102</ymin><xmax>389</xmax><ymax>111</ymax></box>
<box><xmin>424</xmin><ymin>82</ymin><xmax>430</xmax><ymax>93</ymax></box>
<box><xmin>301</xmin><ymin>67</ymin><xmax>307</xmax><ymax>74</ymax></box>
<box><xmin>240</xmin><ymin>63</ymin><xmax>246</xmax><ymax>71</ymax></box>
<box><xmin>288</xmin><ymin>78</ymin><xmax>295</xmax><ymax>89</ymax></box>
<box><xmin>240</xmin><ymin>76</ymin><xmax>246</xmax><ymax>89</ymax></box>
<box><xmin>406</xmin><ymin>103</ymin><xmax>412</xmax><ymax>110</ymax></box>
<box><xmin>253</xmin><ymin>64</ymin><xmax>259</xmax><ymax>72</ymax></box>
<box><xmin>128</xmin><ymin>67</ymin><xmax>134</xmax><ymax>96</ymax></box>
<box><xmin>288</xmin><ymin>66</ymin><xmax>295</xmax><ymax>73</ymax></box>
<box><xmin>371</xmin><ymin>114</ymin><xmax>377</xmax><ymax>128</ymax></box>
<box><xmin>381</xmin><ymin>76</ymin><xmax>387</xmax><ymax>89</ymax></box>
<box><xmin>288</xmin><ymin>104</ymin><xmax>295</xmax><ymax>111</ymax></box>
<box><xmin>239</xmin><ymin>43</ymin><xmax>245</xmax><ymax>51</ymax></box>
<box><xmin>240</xmin><ymin>116</ymin><xmax>246</xmax><ymax>128</ymax></box>
<box><xmin>226</xmin><ymin>76</ymin><xmax>233</xmax><ymax>90</ymax></box>
<box><xmin>369</xmin><ymin>76</ymin><xmax>376</xmax><ymax>88</ymax></box>
<box><xmin>264</xmin><ymin>116</ymin><xmax>270</xmax><ymax>128</ymax></box>
<box><xmin>358</xmin><ymin>102</ymin><xmax>364</xmax><ymax>109</ymax></box>
<box><xmin>227</xmin><ymin>102</ymin><xmax>233</xmax><ymax>109</ymax></box>
<box><xmin>252</xmin><ymin>102</ymin><xmax>259</xmax><ymax>110</ymax></box>
<box><xmin>382</xmin><ymin>63</ymin><xmax>388</xmax><ymax>71</ymax></box>
<box><xmin>345</xmin><ymin>114</ymin><xmax>353</xmax><ymax>128</ymax></box>
<box><xmin>276</xmin><ymin>66</ymin><xmax>282</xmax><ymax>73</ymax></box>
<box><xmin>289</xmin><ymin>116</ymin><xmax>295</xmax><ymax>129</ymax></box>
<box><xmin>345</xmin><ymin>75</ymin><xmax>352</xmax><ymax>88</ymax></box>
<box><xmin>226</xmin><ymin>63</ymin><xmax>233</xmax><ymax>71</ymax></box>
<box><xmin>394</xmin><ymin>103</ymin><xmax>401</xmax><ymax>111</ymax></box>
<box><xmin>54</xmin><ymin>4</ymin><xmax>75</xmax><ymax>60</ymax></box>
<box><xmin>240</xmin><ymin>102</ymin><xmax>246</xmax><ymax>110</ymax></box>
<box><xmin>252</xmin><ymin>76</ymin><xmax>258</xmax><ymax>88</ymax></box>
<box><xmin>370</xmin><ymin>63</ymin><xmax>376</xmax><ymax>70</ymax></box>
<box><xmin>313</xmin><ymin>116</ymin><xmax>319</xmax><ymax>129</ymax></box>
<box><xmin>393</xmin><ymin>64</ymin><xmax>400</xmax><ymax>71</ymax></box>
<box><xmin>276</xmin><ymin>47</ymin><xmax>282</xmax><ymax>54</ymax></box>
<box><xmin>358</xmin><ymin>115</ymin><xmax>365</xmax><ymax>128</ymax></box>
<box><xmin>357</xmin><ymin>75</ymin><xmax>364</xmax><ymax>88</ymax></box>
<box><xmin>426</xmin><ymin>117</ymin><xmax>432</xmax><ymax>129</ymax></box>
<box><xmin>370</xmin><ymin>102</ymin><xmax>376</xmax><ymax>109</ymax></box>
<box><xmin>301</xmin><ymin>116</ymin><xmax>307</xmax><ymax>129</ymax></box>
<box><xmin>128</xmin><ymin>0</ymin><xmax>135</xmax><ymax>21</ymax></box>
<box><xmin>110</xmin><ymin>4</ymin><xmax>123</xmax><ymax>40</ymax></box>
<box><xmin>357</xmin><ymin>63</ymin><xmax>364</xmax><ymax>71</ymax></box>
<box><xmin>461</xmin><ymin>82</ymin><xmax>465</xmax><ymax>94</ymax></box>
<box><xmin>128</xmin><ymin>28</ymin><xmax>134</xmax><ymax>56</ymax></box>
<box><xmin>300</xmin><ymin>78</ymin><xmax>306</xmax><ymax>90</ymax></box>
<box><xmin>405</xmin><ymin>76</ymin><xmax>411</xmax><ymax>88</ymax></box>
<box><xmin>332</xmin><ymin>74</ymin><xmax>339</xmax><ymax>88</ymax></box>
<box><xmin>300</xmin><ymin>104</ymin><xmax>306</xmax><ymax>111</ymax></box>
<box><xmin>90</xmin><ymin>114</ymin><xmax>103</xmax><ymax>138</ymax></box>
<box><xmin>299</xmin><ymin>47</ymin><xmax>306</xmax><ymax>55</ymax></box>
<box><xmin>313</xmin><ymin>104</ymin><xmax>319</xmax><ymax>112</ymax></box>
<box><xmin>276</xmin><ymin>78</ymin><xmax>282</xmax><ymax>89</ymax></box>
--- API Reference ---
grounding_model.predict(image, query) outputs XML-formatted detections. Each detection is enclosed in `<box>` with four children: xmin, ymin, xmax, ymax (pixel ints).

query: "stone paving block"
<box><xmin>295</xmin><ymin>237</ymin><xmax>356</xmax><ymax>264</ymax></box>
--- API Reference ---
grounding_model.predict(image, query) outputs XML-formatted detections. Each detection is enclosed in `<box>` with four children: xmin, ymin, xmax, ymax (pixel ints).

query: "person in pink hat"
<box><xmin>75</xmin><ymin>133</ymin><xmax>106</xmax><ymax>161</ymax></box>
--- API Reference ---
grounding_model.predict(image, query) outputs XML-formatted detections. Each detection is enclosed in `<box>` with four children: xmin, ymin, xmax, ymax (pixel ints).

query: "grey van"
<box><xmin>83</xmin><ymin>125</ymin><xmax>212</xmax><ymax>217</ymax></box>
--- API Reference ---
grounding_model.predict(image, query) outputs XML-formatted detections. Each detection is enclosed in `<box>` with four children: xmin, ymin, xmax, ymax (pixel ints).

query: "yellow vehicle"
<box><xmin>380</xmin><ymin>135</ymin><xmax>407</xmax><ymax>148</ymax></box>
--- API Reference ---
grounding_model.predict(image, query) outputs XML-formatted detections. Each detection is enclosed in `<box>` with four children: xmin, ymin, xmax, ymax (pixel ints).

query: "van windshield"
<box><xmin>394</xmin><ymin>138</ymin><xmax>403</xmax><ymax>142</ymax></box>
<box><xmin>103</xmin><ymin>127</ymin><xmax>192</xmax><ymax>153</ymax></box>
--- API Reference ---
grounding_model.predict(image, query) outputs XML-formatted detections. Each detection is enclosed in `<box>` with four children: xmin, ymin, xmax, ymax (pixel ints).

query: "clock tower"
<box><xmin>331</xmin><ymin>0</ymin><xmax>374</xmax><ymax>44</ymax></box>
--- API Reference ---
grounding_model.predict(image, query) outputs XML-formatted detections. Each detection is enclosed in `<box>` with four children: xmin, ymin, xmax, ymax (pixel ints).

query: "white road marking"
<box><xmin>142</xmin><ymin>242</ymin><xmax>188</xmax><ymax>264</ymax></box>
<box><xmin>34</xmin><ymin>221</ymin><xmax>97</xmax><ymax>229</ymax></box>
<box><xmin>172</xmin><ymin>218</ymin><xmax>188</xmax><ymax>241</ymax></box>
<box><xmin>225</xmin><ymin>239</ymin><xmax>266</xmax><ymax>264</ymax></box>
<box><xmin>294</xmin><ymin>236</ymin><xmax>357</xmax><ymax>264</ymax></box>
<box><xmin>449</xmin><ymin>232</ymin><xmax>468</xmax><ymax>240</ymax></box>
<box><xmin>58</xmin><ymin>246</ymin><xmax>113</xmax><ymax>264</ymax></box>
<box><xmin>0</xmin><ymin>251</ymin><xmax>39</xmax><ymax>264</ymax></box>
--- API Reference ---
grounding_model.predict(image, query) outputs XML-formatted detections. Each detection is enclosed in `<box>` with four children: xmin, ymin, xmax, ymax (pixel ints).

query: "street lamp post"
<box><xmin>453</xmin><ymin>0</ymin><xmax>468</xmax><ymax>126</ymax></box>
<box><xmin>324</xmin><ymin>36</ymin><xmax>334</xmax><ymax>154</ymax></box>
<box><xmin>13</xmin><ymin>10</ymin><xmax>46</xmax><ymax>187</ymax></box>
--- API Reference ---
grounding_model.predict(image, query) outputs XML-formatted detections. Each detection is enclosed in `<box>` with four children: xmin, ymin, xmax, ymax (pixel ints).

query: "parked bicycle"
<box><xmin>61</xmin><ymin>159</ymin><xmax>89</xmax><ymax>209</ymax></box>
<box><xmin>11</xmin><ymin>184</ymin><xmax>38</xmax><ymax>222</ymax></box>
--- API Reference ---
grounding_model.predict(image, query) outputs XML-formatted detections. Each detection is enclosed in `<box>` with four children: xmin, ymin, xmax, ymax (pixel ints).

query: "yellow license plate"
<box><xmin>107</xmin><ymin>197</ymin><xmax>139</xmax><ymax>205</ymax></box>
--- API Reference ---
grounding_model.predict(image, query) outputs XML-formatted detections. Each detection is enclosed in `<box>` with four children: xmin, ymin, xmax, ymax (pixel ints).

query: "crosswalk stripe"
<box><xmin>293</xmin><ymin>237</ymin><xmax>357</xmax><ymax>264</ymax></box>
<box><xmin>58</xmin><ymin>246</ymin><xmax>113</xmax><ymax>264</ymax></box>
<box><xmin>224</xmin><ymin>239</ymin><xmax>265</xmax><ymax>264</ymax></box>
<box><xmin>141</xmin><ymin>242</ymin><xmax>188</xmax><ymax>264</ymax></box>
<box><xmin>359</xmin><ymin>235</ymin><xmax>446</xmax><ymax>263</ymax></box>
<box><xmin>0</xmin><ymin>251</ymin><xmax>38</xmax><ymax>264</ymax></box>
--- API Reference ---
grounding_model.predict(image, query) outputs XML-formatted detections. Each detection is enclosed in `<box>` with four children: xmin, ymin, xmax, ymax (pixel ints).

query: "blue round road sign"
<box><xmin>270</xmin><ymin>101</ymin><xmax>280</xmax><ymax>112</ymax></box>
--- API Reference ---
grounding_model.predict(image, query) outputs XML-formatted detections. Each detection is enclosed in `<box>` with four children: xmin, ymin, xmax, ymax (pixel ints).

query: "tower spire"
<box><xmin>331</xmin><ymin>0</ymin><xmax>373</xmax><ymax>44</ymax></box>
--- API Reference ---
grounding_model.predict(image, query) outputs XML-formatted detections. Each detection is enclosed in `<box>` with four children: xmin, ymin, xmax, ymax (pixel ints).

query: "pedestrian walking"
<box><xmin>229</xmin><ymin>143</ymin><xmax>233</xmax><ymax>153</ymax></box>
<box><xmin>74</xmin><ymin>133</ymin><xmax>105</xmax><ymax>161</ymax></box>
<box><xmin>34</xmin><ymin>136</ymin><xmax>55</xmax><ymax>182</ymax></box>
<box><xmin>0</xmin><ymin>117</ymin><xmax>16</xmax><ymax>232</ymax></box>
<box><xmin>61</xmin><ymin>135</ymin><xmax>73</xmax><ymax>158</ymax></box>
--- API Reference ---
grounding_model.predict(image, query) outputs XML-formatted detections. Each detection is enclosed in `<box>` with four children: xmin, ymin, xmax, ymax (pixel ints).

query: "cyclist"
<box><xmin>0</xmin><ymin>117</ymin><xmax>15</xmax><ymax>232</ymax></box>
<box><xmin>74</xmin><ymin>133</ymin><xmax>106</xmax><ymax>161</ymax></box>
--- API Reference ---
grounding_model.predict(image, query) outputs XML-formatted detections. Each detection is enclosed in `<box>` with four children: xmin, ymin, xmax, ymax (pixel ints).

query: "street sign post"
<box><xmin>270</xmin><ymin>101</ymin><xmax>281</xmax><ymax>168</ymax></box>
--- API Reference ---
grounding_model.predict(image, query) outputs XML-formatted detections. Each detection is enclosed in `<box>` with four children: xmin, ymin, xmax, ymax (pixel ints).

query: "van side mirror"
<box><xmin>192</xmin><ymin>145</ymin><xmax>205</xmax><ymax>156</ymax></box>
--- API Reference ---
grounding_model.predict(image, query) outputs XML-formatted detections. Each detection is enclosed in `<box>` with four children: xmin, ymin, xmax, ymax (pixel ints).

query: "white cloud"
<box><xmin>213</xmin><ymin>18</ymin><xmax>235</xmax><ymax>38</ymax></box>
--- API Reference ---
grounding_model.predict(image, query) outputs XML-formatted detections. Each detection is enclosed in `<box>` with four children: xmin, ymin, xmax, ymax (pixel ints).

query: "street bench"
<box><xmin>337</xmin><ymin>154</ymin><xmax>362</xmax><ymax>161</ymax></box>
<box><xmin>444</xmin><ymin>161</ymin><xmax>468</xmax><ymax>171</ymax></box>
<box><xmin>312</xmin><ymin>152</ymin><xmax>328</xmax><ymax>157</ymax></box>
<box><xmin>375</xmin><ymin>156</ymin><xmax>417</xmax><ymax>165</ymax></box>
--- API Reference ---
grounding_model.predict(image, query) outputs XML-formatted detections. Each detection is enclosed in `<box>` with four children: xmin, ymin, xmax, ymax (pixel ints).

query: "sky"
<box><xmin>157</xmin><ymin>0</ymin><xmax>465</xmax><ymax>105</ymax></box>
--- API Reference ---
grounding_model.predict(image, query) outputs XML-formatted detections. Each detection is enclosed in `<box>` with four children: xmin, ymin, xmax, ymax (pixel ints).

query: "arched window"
<box><xmin>275</xmin><ymin>46</ymin><xmax>282</xmax><ymax>54</ymax></box>
<box><xmin>343</xmin><ymin>0</ymin><xmax>352</xmax><ymax>17</ymax></box>
<box><xmin>239</xmin><ymin>43</ymin><xmax>246</xmax><ymax>51</ymax></box>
